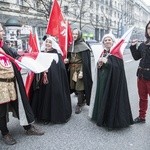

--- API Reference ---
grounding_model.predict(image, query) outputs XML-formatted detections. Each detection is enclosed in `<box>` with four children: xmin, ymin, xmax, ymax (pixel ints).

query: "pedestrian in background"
<box><xmin>0</xmin><ymin>23</ymin><xmax>44</xmax><ymax>146</ymax></box>
<box><xmin>89</xmin><ymin>33</ymin><xmax>133</xmax><ymax>130</ymax></box>
<box><xmin>130</xmin><ymin>21</ymin><xmax>150</xmax><ymax>123</ymax></box>
<box><xmin>5</xmin><ymin>40</ymin><xmax>17</xmax><ymax>53</ymax></box>
<box><xmin>66</xmin><ymin>28</ymin><xmax>93</xmax><ymax>114</ymax></box>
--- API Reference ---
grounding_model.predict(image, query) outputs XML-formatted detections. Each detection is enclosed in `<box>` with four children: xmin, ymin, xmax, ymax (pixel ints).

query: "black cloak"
<box><xmin>92</xmin><ymin>55</ymin><xmax>133</xmax><ymax>128</ymax></box>
<box><xmin>30</xmin><ymin>49</ymin><xmax>72</xmax><ymax>123</ymax></box>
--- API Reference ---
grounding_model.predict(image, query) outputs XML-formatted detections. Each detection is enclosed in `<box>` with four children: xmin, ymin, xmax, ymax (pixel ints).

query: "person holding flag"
<box><xmin>130</xmin><ymin>21</ymin><xmax>150</xmax><ymax>124</ymax></box>
<box><xmin>89</xmin><ymin>33</ymin><xmax>133</xmax><ymax>130</ymax></box>
<box><xmin>30</xmin><ymin>36</ymin><xmax>72</xmax><ymax>124</ymax></box>
<box><xmin>0</xmin><ymin>24</ymin><xmax>44</xmax><ymax>145</ymax></box>
<box><xmin>67</xmin><ymin>28</ymin><xmax>93</xmax><ymax>114</ymax></box>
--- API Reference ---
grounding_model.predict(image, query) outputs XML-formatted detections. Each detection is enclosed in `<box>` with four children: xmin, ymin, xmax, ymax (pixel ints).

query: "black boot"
<box><xmin>75</xmin><ymin>105</ymin><xmax>82</xmax><ymax>114</ymax></box>
<box><xmin>2</xmin><ymin>133</ymin><xmax>17</xmax><ymax>145</ymax></box>
<box><xmin>75</xmin><ymin>91</ymin><xmax>85</xmax><ymax>114</ymax></box>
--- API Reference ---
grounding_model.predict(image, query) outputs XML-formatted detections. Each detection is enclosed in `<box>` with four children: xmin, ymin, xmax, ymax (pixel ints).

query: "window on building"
<box><xmin>78</xmin><ymin>0</ymin><xmax>84</xmax><ymax>4</ymax></box>
<box><xmin>110</xmin><ymin>10</ymin><xmax>112</xmax><ymax>17</ymax></box>
<box><xmin>114</xmin><ymin>11</ymin><xmax>116</xmax><ymax>17</ymax></box>
<box><xmin>105</xmin><ymin>19</ymin><xmax>108</xmax><ymax>26</ymax></box>
<box><xmin>120</xmin><ymin>4</ymin><xmax>122</xmax><ymax>10</ymax></box>
<box><xmin>74</xmin><ymin>9</ymin><xmax>77</xmax><ymax>16</ymax></box>
<box><xmin>101</xmin><ymin>6</ymin><xmax>104</xmax><ymax>12</ymax></box>
<box><xmin>96</xmin><ymin>15</ymin><xmax>99</xmax><ymax>22</ymax></box>
<box><xmin>101</xmin><ymin>16</ymin><xmax>104</xmax><ymax>23</ymax></box>
<box><xmin>90</xmin><ymin>1</ymin><xmax>93</xmax><ymax>8</ymax></box>
<box><xmin>110</xmin><ymin>1</ymin><xmax>112</xmax><ymax>7</ymax></box>
<box><xmin>115</xmin><ymin>1</ymin><xmax>117</xmax><ymax>7</ymax></box>
<box><xmin>96</xmin><ymin>4</ymin><xmax>99</xmax><ymax>12</ymax></box>
<box><xmin>101</xmin><ymin>0</ymin><xmax>104</xmax><ymax>4</ymax></box>
<box><xmin>90</xmin><ymin>13</ymin><xmax>93</xmax><ymax>20</ymax></box>
<box><xmin>64</xmin><ymin>6</ymin><xmax>68</xmax><ymax>15</ymax></box>
<box><xmin>110</xmin><ymin>19</ymin><xmax>112</xmax><ymax>26</ymax></box>
<box><xmin>105</xmin><ymin>0</ymin><xmax>108</xmax><ymax>5</ymax></box>
<box><xmin>114</xmin><ymin>21</ymin><xmax>116</xmax><ymax>26</ymax></box>
<box><xmin>106</xmin><ymin>8</ymin><xmax>108</xmax><ymax>14</ymax></box>
<box><xmin>17</xmin><ymin>0</ymin><xmax>23</xmax><ymax>5</ymax></box>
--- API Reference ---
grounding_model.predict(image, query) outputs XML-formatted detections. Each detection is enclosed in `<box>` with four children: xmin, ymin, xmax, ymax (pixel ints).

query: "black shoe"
<box><xmin>134</xmin><ymin>117</ymin><xmax>145</xmax><ymax>124</ymax></box>
<box><xmin>75</xmin><ymin>105</ymin><xmax>82</xmax><ymax>114</ymax></box>
<box><xmin>2</xmin><ymin>133</ymin><xmax>17</xmax><ymax>145</ymax></box>
<box><xmin>43</xmin><ymin>121</ymin><xmax>50</xmax><ymax>125</ymax></box>
<box><xmin>26</xmin><ymin>125</ymin><xmax>44</xmax><ymax>136</ymax></box>
<box><xmin>107</xmin><ymin>128</ymin><xmax>113</xmax><ymax>131</ymax></box>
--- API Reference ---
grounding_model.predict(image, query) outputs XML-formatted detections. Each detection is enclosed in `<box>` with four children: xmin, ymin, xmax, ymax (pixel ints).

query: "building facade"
<box><xmin>0</xmin><ymin>0</ymin><xmax>150</xmax><ymax>46</ymax></box>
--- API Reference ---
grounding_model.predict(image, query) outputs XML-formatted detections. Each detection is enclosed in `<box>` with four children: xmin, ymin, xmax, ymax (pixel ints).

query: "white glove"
<box><xmin>78</xmin><ymin>71</ymin><xmax>83</xmax><ymax>79</ymax></box>
<box><xmin>64</xmin><ymin>58</ymin><xmax>69</xmax><ymax>64</ymax></box>
<box><xmin>101</xmin><ymin>57</ymin><xmax>108</xmax><ymax>63</ymax></box>
<box><xmin>97</xmin><ymin>57</ymin><xmax>108</xmax><ymax>68</ymax></box>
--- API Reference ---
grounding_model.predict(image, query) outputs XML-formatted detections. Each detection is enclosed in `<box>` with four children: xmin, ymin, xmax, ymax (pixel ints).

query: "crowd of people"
<box><xmin>0</xmin><ymin>20</ymin><xmax>150</xmax><ymax>145</ymax></box>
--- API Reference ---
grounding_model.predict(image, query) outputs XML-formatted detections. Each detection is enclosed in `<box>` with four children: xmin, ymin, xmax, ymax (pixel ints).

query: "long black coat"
<box><xmin>30</xmin><ymin>49</ymin><xmax>72</xmax><ymax>123</ymax></box>
<box><xmin>92</xmin><ymin>55</ymin><xmax>133</xmax><ymax>129</ymax></box>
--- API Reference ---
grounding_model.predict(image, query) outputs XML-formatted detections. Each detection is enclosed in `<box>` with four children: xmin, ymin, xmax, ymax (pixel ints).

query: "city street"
<box><xmin>1</xmin><ymin>51</ymin><xmax>150</xmax><ymax>150</ymax></box>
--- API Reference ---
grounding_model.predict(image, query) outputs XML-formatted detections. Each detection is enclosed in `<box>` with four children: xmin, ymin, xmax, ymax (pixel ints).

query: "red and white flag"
<box><xmin>0</xmin><ymin>50</ymin><xmax>58</xmax><ymax>98</ymax></box>
<box><xmin>46</xmin><ymin>0</ymin><xmax>64</xmax><ymax>36</ymax></box>
<box><xmin>0</xmin><ymin>51</ymin><xmax>58</xmax><ymax>73</ymax></box>
<box><xmin>17</xmin><ymin>52</ymin><xmax>58</xmax><ymax>73</ymax></box>
<box><xmin>110</xmin><ymin>26</ymin><xmax>134</xmax><ymax>59</ymax></box>
<box><xmin>46</xmin><ymin>0</ymin><xmax>73</xmax><ymax>59</ymax></box>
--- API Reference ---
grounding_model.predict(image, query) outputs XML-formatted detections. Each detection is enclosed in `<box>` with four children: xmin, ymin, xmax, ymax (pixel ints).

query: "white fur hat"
<box><xmin>101</xmin><ymin>33</ymin><xmax>116</xmax><ymax>50</ymax></box>
<box><xmin>102</xmin><ymin>33</ymin><xmax>116</xmax><ymax>43</ymax></box>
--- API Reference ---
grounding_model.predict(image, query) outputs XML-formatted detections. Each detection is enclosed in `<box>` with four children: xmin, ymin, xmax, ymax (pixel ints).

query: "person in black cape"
<box><xmin>0</xmin><ymin>24</ymin><xmax>44</xmax><ymax>146</ymax></box>
<box><xmin>89</xmin><ymin>33</ymin><xmax>133</xmax><ymax>129</ymax></box>
<box><xmin>66</xmin><ymin>28</ymin><xmax>93</xmax><ymax>114</ymax></box>
<box><xmin>30</xmin><ymin>36</ymin><xmax>72</xmax><ymax>124</ymax></box>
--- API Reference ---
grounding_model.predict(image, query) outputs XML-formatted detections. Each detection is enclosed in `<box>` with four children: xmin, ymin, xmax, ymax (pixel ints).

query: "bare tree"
<box><xmin>23</xmin><ymin>0</ymin><xmax>53</xmax><ymax>20</ymax></box>
<box><xmin>89</xmin><ymin>3</ymin><xmax>111</xmax><ymax>41</ymax></box>
<box><xmin>65</xmin><ymin>0</ymin><xmax>91</xmax><ymax>30</ymax></box>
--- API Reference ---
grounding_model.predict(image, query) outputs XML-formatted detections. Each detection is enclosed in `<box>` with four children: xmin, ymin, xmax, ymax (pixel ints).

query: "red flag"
<box><xmin>110</xmin><ymin>39</ymin><xmax>124</xmax><ymax>59</ymax></box>
<box><xmin>28</xmin><ymin>31</ymin><xmax>38</xmax><ymax>52</ymax></box>
<box><xmin>25</xmin><ymin>31</ymin><xmax>39</xmax><ymax>98</ymax></box>
<box><xmin>46</xmin><ymin>0</ymin><xmax>64</xmax><ymax>36</ymax></box>
<box><xmin>25</xmin><ymin>71</ymin><xmax>34</xmax><ymax>99</ymax></box>
<box><xmin>46</xmin><ymin>0</ymin><xmax>73</xmax><ymax>59</ymax></box>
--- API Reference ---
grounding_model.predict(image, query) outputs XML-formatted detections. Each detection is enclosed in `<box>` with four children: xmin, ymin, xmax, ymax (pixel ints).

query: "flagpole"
<box><xmin>65</xmin><ymin>19</ymin><xmax>68</xmax><ymax>58</ymax></box>
<box><xmin>35</xmin><ymin>28</ymin><xmax>41</xmax><ymax>52</ymax></box>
